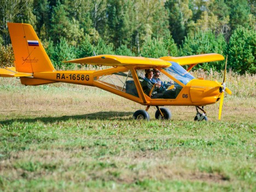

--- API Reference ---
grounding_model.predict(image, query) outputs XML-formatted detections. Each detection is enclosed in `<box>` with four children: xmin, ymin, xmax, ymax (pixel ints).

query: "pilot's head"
<box><xmin>154</xmin><ymin>69</ymin><xmax>160</xmax><ymax>78</ymax></box>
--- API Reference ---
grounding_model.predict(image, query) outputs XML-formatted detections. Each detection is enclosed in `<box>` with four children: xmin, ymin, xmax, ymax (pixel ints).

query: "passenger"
<box><xmin>144</xmin><ymin>69</ymin><xmax>153</xmax><ymax>83</ymax></box>
<box><xmin>141</xmin><ymin>69</ymin><xmax>154</xmax><ymax>95</ymax></box>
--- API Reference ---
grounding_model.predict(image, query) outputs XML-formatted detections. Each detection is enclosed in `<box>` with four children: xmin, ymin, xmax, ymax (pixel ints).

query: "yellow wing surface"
<box><xmin>65</xmin><ymin>55</ymin><xmax>171</xmax><ymax>68</ymax></box>
<box><xmin>65</xmin><ymin>54</ymin><xmax>224</xmax><ymax>68</ymax></box>
<box><xmin>160</xmin><ymin>53</ymin><xmax>224</xmax><ymax>65</ymax></box>
<box><xmin>0</xmin><ymin>67</ymin><xmax>32</xmax><ymax>77</ymax></box>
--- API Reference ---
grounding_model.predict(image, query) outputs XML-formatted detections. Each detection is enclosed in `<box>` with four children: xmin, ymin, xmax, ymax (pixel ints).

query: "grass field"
<box><xmin>0</xmin><ymin>72</ymin><xmax>256</xmax><ymax>191</ymax></box>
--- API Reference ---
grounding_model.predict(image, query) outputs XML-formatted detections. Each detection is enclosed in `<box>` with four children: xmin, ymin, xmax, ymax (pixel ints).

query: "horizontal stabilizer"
<box><xmin>160</xmin><ymin>54</ymin><xmax>224</xmax><ymax>66</ymax></box>
<box><xmin>64</xmin><ymin>55</ymin><xmax>170</xmax><ymax>67</ymax></box>
<box><xmin>0</xmin><ymin>67</ymin><xmax>32</xmax><ymax>77</ymax></box>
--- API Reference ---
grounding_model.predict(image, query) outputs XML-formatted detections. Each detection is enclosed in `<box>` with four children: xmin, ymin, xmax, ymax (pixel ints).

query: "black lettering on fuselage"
<box><xmin>56</xmin><ymin>73</ymin><xmax>61</xmax><ymax>79</ymax></box>
<box><xmin>61</xmin><ymin>74</ymin><xmax>66</xmax><ymax>80</ymax></box>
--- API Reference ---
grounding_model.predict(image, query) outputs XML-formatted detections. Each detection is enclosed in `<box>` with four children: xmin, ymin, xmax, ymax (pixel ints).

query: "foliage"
<box><xmin>0</xmin><ymin>0</ymin><xmax>256</xmax><ymax>73</ymax></box>
<box><xmin>181</xmin><ymin>31</ymin><xmax>227</xmax><ymax>71</ymax></box>
<box><xmin>165</xmin><ymin>0</ymin><xmax>193</xmax><ymax>45</ymax></box>
<box><xmin>141</xmin><ymin>36</ymin><xmax>178</xmax><ymax>58</ymax></box>
<box><xmin>115</xmin><ymin>45</ymin><xmax>135</xmax><ymax>56</ymax></box>
<box><xmin>141</xmin><ymin>38</ymin><xmax>168</xmax><ymax>58</ymax></box>
<box><xmin>94</xmin><ymin>38</ymin><xmax>114</xmax><ymax>55</ymax></box>
<box><xmin>227</xmin><ymin>0</ymin><xmax>251</xmax><ymax>31</ymax></box>
<box><xmin>77</xmin><ymin>35</ymin><xmax>95</xmax><ymax>58</ymax></box>
<box><xmin>46</xmin><ymin>38</ymin><xmax>76</xmax><ymax>70</ymax></box>
<box><xmin>228</xmin><ymin>27</ymin><xmax>256</xmax><ymax>74</ymax></box>
<box><xmin>0</xmin><ymin>44</ymin><xmax>14</xmax><ymax>68</ymax></box>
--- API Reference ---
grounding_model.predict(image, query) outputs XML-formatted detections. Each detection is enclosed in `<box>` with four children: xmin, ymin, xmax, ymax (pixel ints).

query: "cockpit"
<box><xmin>95</xmin><ymin>63</ymin><xmax>194</xmax><ymax>100</ymax></box>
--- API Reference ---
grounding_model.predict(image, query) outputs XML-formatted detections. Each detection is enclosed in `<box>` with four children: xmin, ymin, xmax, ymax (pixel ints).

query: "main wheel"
<box><xmin>155</xmin><ymin>108</ymin><xmax>171</xmax><ymax>120</ymax></box>
<box><xmin>133</xmin><ymin>110</ymin><xmax>150</xmax><ymax>120</ymax></box>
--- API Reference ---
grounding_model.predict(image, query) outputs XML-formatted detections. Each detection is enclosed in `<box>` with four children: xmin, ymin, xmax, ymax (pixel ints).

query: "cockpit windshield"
<box><xmin>164</xmin><ymin>62</ymin><xmax>195</xmax><ymax>85</ymax></box>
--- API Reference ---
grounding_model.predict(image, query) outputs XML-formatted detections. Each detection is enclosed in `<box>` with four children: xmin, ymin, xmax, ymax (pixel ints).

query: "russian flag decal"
<box><xmin>27</xmin><ymin>40</ymin><xmax>39</xmax><ymax>46</ymax></box>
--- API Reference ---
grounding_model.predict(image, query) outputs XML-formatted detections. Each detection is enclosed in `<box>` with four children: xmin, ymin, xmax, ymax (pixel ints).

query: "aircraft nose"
<box><xmin>202</xmin><ymin>82</ymin><xmax>222</xmax><ymax>97</ymax></box>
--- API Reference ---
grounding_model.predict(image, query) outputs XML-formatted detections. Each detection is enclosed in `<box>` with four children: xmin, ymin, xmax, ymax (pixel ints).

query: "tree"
<box><xmin>0</xmin><ymin>0</ymin><xmax>36</xmax><ymax>44</ymax></box>
<box><xmin>64</xmin><ymin>0</ymin><xmax>93</xmax><ymax>34</ymax></box>
<box><xmin>33</xmin><ymin>0</ymin><xmax>51</xmax><ymax>39</ymax></box>
<box><xmin>46</xmin><ymin>38</ymin><xmax>76</xmax><ymax>69</ymax></box>
<box><xmin>151</xmin><ymin>0</ymin><xmax>169</xmax><ymax>40</ymax></box>
<box><xmin>141</xmin><ymin>36</ymin><xmax>178</xmax><ymax>58</ymax></box>
<box><xmin>0</xmin><ymin>44</ymin><xmax>14</xmax><ymax>68</ymax></box>
<box><xmin>105</xmin><ymin>0</ymin><xmax>134</xmax><ymax>48</ymax></box>
<box><xmin>115</xmin><ymin>45</ymin><xmax>134</xmax><ymax>56</ymax></box>
<box><xmin>165</xmin><ymin>0</ymin><xmax>193</xmax><ymax>45</ymax></box>
<box><xmin>164</xmin><ymin>35</ymin><xmax>179</xmax><ymax>56</ymax></box>
<box><xmin>77</xmin><ymin>35</ymin><xmax>95</xmax><ymax>58</ymax></box>
<box><xmin>181</xmin><ymin>31</ymin><xmax>227</xmax><ymax>71</ymax></box>
<box><xmin>94</xmin><ymin>38</ymin><xmax>114</xmax><ymax>55</ymax></box>
<box><xmin>227</xmin><ymin>27</ymin><xmax>256</xmax><ymax>74</ymax></box>
<box><xmin>90</xmin><ymin>0</ymin><xmax>107</xmax><ymax>38</ymax></box>
<box><xmin>208</xmin><ymin>0</ymin><xmax>230</xmax><ymax>38</ymax></box>
<box><xmin>50</xmin><ymin>1</ymin><xmax>71</xmax><ymax>43</ymax></box>
<box><xmin>227</xmin><ymin>0</ymin><xmax>251</xmax><ymax>31</ymax></box>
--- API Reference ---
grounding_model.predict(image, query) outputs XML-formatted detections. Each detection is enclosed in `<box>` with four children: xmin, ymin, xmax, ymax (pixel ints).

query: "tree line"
<box><xmin>0</xmin><ymin>0</ymin><xmax>255</xmax><ymax>74</ymax></box>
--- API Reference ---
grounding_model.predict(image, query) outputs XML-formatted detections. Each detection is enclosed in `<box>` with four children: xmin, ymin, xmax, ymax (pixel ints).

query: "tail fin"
<box><xmin>7</xmin><ymin>23</ymin><xmax>55</xmax><ymax>73</ymax></box>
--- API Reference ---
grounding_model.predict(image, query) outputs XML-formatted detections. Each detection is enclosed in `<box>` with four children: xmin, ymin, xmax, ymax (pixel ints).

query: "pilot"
<box><xmin>152</xmin><ymin>69</ymin><xmax>166</xmax><ymax>93</ymax></box>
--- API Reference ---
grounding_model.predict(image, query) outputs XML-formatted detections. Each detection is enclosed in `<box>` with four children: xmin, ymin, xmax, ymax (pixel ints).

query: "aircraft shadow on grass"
<box><xmin>0</xmin><ymin>111</ymin><xmax>134</xmax><ymax>125</ymax></box>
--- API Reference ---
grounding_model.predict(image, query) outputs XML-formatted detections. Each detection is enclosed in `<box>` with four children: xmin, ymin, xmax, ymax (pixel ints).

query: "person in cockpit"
<box><xmin>151</xmin><ymin>69</ymin><xmax>178</xmax><ymax>99</ymax></box>
<box><xmin>141</xmin><ymin>69</ymin><xmax>154</xmax><ymax>95</ymax></box>
<box><xmin>152</xmin><ymin>69</ymin><xmax>167</xmax><ymax>93</ymax></box>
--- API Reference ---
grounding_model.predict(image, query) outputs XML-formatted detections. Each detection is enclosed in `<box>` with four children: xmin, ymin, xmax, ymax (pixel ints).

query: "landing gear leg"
<box><xmin>194</xmin><ymin>106</ymin><xmax>208</xmax><ymax>121</ymax></box>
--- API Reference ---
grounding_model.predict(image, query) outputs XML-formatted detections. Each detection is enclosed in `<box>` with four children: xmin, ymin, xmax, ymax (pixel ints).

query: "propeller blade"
<box><xmin>218</xmin><ymin>92</ymin><xmax>225</xmax><ymax>120</ymax></box>
<box><xmin>223</xmin><ymin>56</ymin><xmax>228</xmax><ymax>83</ymax></box>
<box><xmin>225</xmin><ymin>87</ymin><xmax>232</xmax><ymax>95</ymax></box>
<box><xmin>217</xmin><ymin>56</ymin><xmax>231</xmax><ymax>120</ymax></box>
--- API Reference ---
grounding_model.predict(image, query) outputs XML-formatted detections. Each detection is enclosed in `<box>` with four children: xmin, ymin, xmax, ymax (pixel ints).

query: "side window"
<box><xmin>96</xmin><ymin>70</ymin><xmax>139</xmax><ymax>97</ymax></box>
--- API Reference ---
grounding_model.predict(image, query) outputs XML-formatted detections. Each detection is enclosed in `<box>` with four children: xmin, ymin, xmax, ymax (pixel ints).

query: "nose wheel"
<box><xmin>194</xmin><ymin>106</ymin><xmax>208</xmax><ymax>121</ymax></box>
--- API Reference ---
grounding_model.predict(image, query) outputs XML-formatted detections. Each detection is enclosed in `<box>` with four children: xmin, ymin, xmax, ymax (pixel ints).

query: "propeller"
<box><xmin>218</xmin><ymin>57</ymin><xmax>232</xmax><ymax>120</ymax></box>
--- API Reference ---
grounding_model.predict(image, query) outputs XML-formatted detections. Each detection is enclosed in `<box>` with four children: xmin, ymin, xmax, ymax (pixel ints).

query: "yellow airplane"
<box><xmin>0</xmin><ymin>23</ymin><xmax>232</xmax><ymax>121</ymax></box>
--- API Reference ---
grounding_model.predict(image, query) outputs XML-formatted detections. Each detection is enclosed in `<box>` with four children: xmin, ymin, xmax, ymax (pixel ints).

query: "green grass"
<box><xmin>0</xmin><ymin>76</ymin><xmax>256</xmax><ymax>191</ymax></box>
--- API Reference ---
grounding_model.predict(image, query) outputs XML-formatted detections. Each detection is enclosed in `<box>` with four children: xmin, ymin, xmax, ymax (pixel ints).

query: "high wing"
<box><xmin>160</xmin><ymin>53</ymin><xmax>224</xmax><ymax>71</ymax></box>
<box><xmin>65</xmin><ymin>55</ymin><xmax>171</xmax><ymax>68</ymax></box>
<box><xmin>160</xmin><ymin>53</ymin><xmax>224</xmax><ymax>65</ymax></box>
<box><xmin>0</xmin><ymin>67</ymin><xmax>33</xmax><ymax>77</ymax></box>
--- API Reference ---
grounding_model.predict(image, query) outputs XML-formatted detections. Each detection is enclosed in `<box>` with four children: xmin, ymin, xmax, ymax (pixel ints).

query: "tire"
<box><xmin>194</xmin><ymin>113</ymin><xmax>208</xmax><ymax>121</ymax></box>
<box><xmin>133</xmin><ymin>110</ymin><xmax>150</xmax><ymax>120</ymax></box>
<box><xmin>155</xmin><ymin>108</ymin><xmax>171</xmax><ymax>120</ymax></box>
